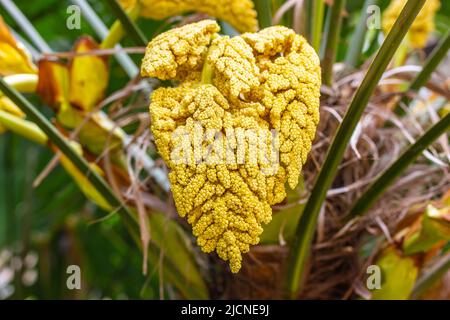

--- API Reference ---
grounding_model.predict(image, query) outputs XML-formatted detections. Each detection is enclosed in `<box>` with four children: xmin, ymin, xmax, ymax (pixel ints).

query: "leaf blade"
<box><xmin>285</xmin><ymin>0</ymin><xmax>427</xmax><ymax>298</ymax></box>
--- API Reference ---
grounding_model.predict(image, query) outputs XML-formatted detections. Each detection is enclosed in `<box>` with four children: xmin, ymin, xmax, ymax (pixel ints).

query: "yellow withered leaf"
<box><xmin>0</xmin><ymin>16</ymin><xmax>37</xmax><ymax>75</ymax></box>
<box><xmin>371</xmin><ymin>246</ymin><xmax>419</xmax><ymax>300</ymax></box>
<box><xmin>403</xmin><ymin>204</ymin><xmax>450</xmax><ymax>255</ymax></box>
<box><xmin>36</xmin><ymin>59</ymin><xmax>70</xmax><ymax>110</ymax></box>
<box><xmin>69</xmin><ymin>36</ymin><xmax>109</xmax><ymax>112</ymax></box>
<box><xmin>36</xmin><ymin>43</ymin><xmax>125</xmax><ymax>167</ymax></box>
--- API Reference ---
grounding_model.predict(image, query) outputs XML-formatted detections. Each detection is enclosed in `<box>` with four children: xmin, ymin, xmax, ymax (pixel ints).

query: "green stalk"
<box><xmin>201</xmin><ymin>41</ymin><xmax>216</xmax><ymax>84</ymax></box>
<box><xmin>321</xmin><ymin>0</ymin><xmax>346</xmax><ymax>86</ymax></box>
<box><xmin>254</xmin><ymin>0</ymin><xmax>273</xmax><ymax>29</ymax></box>
<box><xmin>0</xmin><ymin>77</ymin><xmax>138</xmax><ymax>233</ymax></box>
<box><xmin>345</xmin><ymin>0</ymin><xmax>379</xmax><ymax>68</ymax></box>
<box><xmin>285</xmin><ymin>0</ymin><xmax>427</xmax><ymax>299</ymax></box>
<box><xmin>74</xmin><ymin>0</ymin><xmax>140</xmax><ymax>77</ymax></box>
<box><xmin>304</xmin><ymin>0</ymin><xmax>313</xmax><ymax>42</ymax></box>
<box><xmin>104</xmin><ymin>0</ymin><xmax>148</xmax><ymax>47</ymax></box>
<box><xmin>349</xmin><ymin>112</ymin><xmax>450</xmax><ymax>217</ymax></box>
<box><xmin>100</xmin><ymin>3</ymin><xmax>142</xmax><ymax>49</ymax></box>
<box><xmin>311</xmin><ymin>0</ymin><xmax>325</xmax><ymax>53</ymax></box>
<box><xmin>395</xmin><ymin>30</ymin><xmax>450</xmax><ymax>114</ymax></box>
<box><xmin>410</xmin><ymin>253</ymin><xmax>450</xmax><ymax>299</ymax></box>
<box><xmin>272</xmin><ymin>0</ymin><xmax>292</xmax><ymax>27</ymax></box>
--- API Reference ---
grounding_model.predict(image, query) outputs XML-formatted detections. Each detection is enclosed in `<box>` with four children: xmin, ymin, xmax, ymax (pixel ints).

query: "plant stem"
<box><xmin>311</xmin><ymin>0</ymin><xmax>325</xmax><ymax>53</ymax></box>
<box><xmin>304</xmin><ymin>0</ymin><xmax>313</xmax><ymax>42</ymax></box>
<box><xmin>321</xmin><ymin>0</ymin><xmax>346</xmax><ymax>86</ymax></box>
<box><xmin>254</xmin><ymin>0</ymin><xmax>273</xmax><ymax>29</ymax></box>
<box><xmin>201</xmin><ymin>43</ymin><xmax>215</xmax><ymax>84</ymax></box>
<box><xmin>395</xmin><ymin>30</ymin><xmax>450</xmax><ymax>114</ymax></box>
<box><xmin>104</xmin><ymin>0</ymin><xmax>148</xmax><ymax>46</ymax></box>
<box><xmin>349</xmin><ymin>112</ymin><xmax>450</xmax><ymax>217</ymax></box>
<box><xmin>285</xmin><ymin>0</ymin><xmax>427</xmax><ymax>299</ymax></box>
<box><xmin>272</xmin><ymin>0</ymin><xmax>292</xmax><ymax>27</ymax></box>
<box><xmin>100</xmin><ymin>20</ymin><xmax>127</xmax><ymax>50</ymax></box>
<box><xmin>0</xmin><ymin>77</ymin><xmax>138</xmax><ymax>233</ymax></box>
<box><xmin>345</xmin><ymin>0</ymin><xmax>379</xmax><ymax>68</ymax></box>
<box><xmin>100</xmin><ymin>3</ymin><xmax>142</xmax><ymax>49</ymax></box>
<box><xmin>71</xmin><ymin>0</ymin><xmax>139</xmax><ymax>78</ymax></box>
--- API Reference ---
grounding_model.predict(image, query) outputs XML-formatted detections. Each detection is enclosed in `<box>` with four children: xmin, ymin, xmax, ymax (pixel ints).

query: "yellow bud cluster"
<box><xmin>120</xmin><ymin>0</ymin><xmax>258</xmax><ymax>33</ymax></box>
<box><xmin>141</xmin><ymin>20</ymin><xmax>220</xmax><ymax>80</ymax></box>
<box><xmin>142</xmin><ymin>20</ymin><xmax>321</xmax><ymax>272</ymax></box>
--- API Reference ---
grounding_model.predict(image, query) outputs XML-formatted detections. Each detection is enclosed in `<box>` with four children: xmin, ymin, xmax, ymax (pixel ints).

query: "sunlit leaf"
<box><xmin>371</xmin><ymin>246</ymin><xmax>419</xmax><ymax>300</ymax></box>
<box><xmin>69</xmin><ymin>36</ymin><xmax>109</xmax><ymax>112</ymax></box>
<box><xmin>403</xmin><ymin>204</ymin><xmax>450</xmax><ymax>256</ymax></box>
<box><xmin>0</xmin><ymin>16</ymin><xmax>37</xmax><ymax>76</ymax></box>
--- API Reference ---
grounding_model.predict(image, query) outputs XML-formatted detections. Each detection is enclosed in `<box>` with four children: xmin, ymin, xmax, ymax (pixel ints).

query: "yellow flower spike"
<box><xmin>382</xmin><ymin>0</ymin><xmax>440</xmax><ymax>49</ymax></box>
<box><xmin>0</xmin><ymin>16</ymin><xmax>37</xmax><ymax>76</ymax></box>
<box><xmin>207</xmin><ymin>35</ymin><xmax>260</xmax><ymax>100</ymax></box>
<box><xmin>120</xmin><ymin>0</ymin><xmax>258</xmax><ymax>33</ymax></box>
<box><xmin>69</xmin><ymin>36</ymin><xmax>109</xmax><ymax>112</ymax></box>
<box><xmin>142</xmin><ymin>20</ymin><xmax>321</xmax><ymax>273</ymax></box>
<box><xmin>141</xmin><ymin>20</ymin><xmax>220</xmax><ymax>80</ymax></box>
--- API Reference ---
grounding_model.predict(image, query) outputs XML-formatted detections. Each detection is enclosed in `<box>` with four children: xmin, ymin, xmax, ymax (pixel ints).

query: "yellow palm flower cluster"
<box><xmin>382</xmin><ymin>0</ymin><xmax>440</xmax><ymax>49</ymax></box>
<box><xmin>141</xmin><ymin>20</ymin><xmax>321</xmax><ymax>272</ymax></box>
<box><xmin>120</xmin><ymin>0</ymin><xmax>258</xmax><ymax>33</ymax></box>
